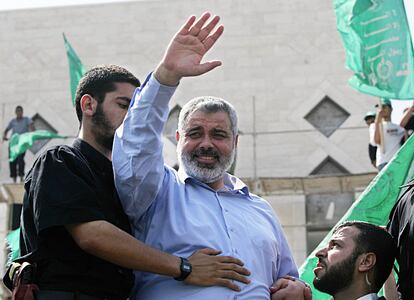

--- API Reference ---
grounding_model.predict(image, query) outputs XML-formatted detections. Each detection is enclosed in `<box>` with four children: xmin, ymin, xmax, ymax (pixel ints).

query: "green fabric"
<box><xmin>63</xmin><ymin>33</ymin><xmax>86</xmax><ymax>106</ymax></box>
<box><xmin>334</xmin><ymin>0</ymin><xmax>414</xmax><ymax>99</ymax></box>
<box><xmin>9</xmin><ymin>130</ymin><xmax>66</xmax><ymax>162</ymax></box>
<box><xmin>299</xmin><ymin>133</ymin><xmax>414</xmax><ymax>299</ymax></box>
<box><xmin>6</xmin><ymin>228</ymin><xmax>20</xmax><ymax>263</ymax></box>
<box><xmin>380</xmin><ymin>98</ymin><xmax>392</xmax><ymax>106</ymax></box>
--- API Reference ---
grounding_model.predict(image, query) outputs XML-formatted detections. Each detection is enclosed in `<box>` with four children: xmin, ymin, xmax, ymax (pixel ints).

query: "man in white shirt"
<box><xmin>370</xmin><ymin>98</ymin><xmax>406</xmax><ymax>171</ymax></box>
<box><xmin>313</xmin><ymin>221</ymin><xmax>396</xmax><ymax>300</ymax></box>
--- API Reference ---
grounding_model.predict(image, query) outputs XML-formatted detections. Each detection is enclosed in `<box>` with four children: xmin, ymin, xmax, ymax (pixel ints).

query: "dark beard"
<box><xmin>313</xmin><ymin>251</ymin><xmax>359</xmax><ymax>296</ymax></box>
<box><xmin>91</xmin><ymin>104</ymin><xmax>114</xmax><ymax>151</ymax></box>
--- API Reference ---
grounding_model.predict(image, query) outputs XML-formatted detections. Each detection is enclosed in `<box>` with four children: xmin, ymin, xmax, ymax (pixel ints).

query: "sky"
<box><xmin>0</xmin><ymin>0</ymin><xmax>413</xmax><ymax>121</ymax></box>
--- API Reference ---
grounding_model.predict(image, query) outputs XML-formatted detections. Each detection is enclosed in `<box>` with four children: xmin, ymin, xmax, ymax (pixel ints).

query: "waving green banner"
<box><xmin>9</xmin><ymin>130</ymin><xmax>66</xmax><ymax>162</ymax></box>
<box><xmin>63</xmin><ymin>33</ymin><xmax>86</xmax><ymax>106</ymax></box>
<box><xmin>6</xmin><ymin>228</ymin><xmax>20</xmax><ymax>263</ymax></box>
<box><xmin>334</xmin><ymin>0</ymin><xmax>414</xmax><ymax>99</ymax></box>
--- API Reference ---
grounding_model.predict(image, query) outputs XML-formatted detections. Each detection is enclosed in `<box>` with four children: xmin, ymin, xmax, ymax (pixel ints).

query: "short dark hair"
<box><xmin>334</xmin><ymin>221</ymin><xmax>397</xmax><ymax>291</ymax></box>
<box><xmin>15</xmin><ymin>105</ymin><xmax>23</xmax><ymax>111</ymax></box>
<box><xmin>75</xmin><ymin>65</ymin><xmax>140</xmax><ymax>122</ymax></box>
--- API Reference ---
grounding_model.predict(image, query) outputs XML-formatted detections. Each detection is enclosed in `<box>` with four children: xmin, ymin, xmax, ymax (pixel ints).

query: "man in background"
<box><xmin>3</xmin><ymin>105</ymin><xmax>34</xmax><ymax>182</ymax></box>
<box><xmin>370</xmin><ymin>98</ymin><xmax>406</xmax><ymax>171</ymax></box>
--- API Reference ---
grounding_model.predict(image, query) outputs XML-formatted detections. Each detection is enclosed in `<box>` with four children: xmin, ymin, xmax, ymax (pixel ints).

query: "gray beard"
<box><xmin>177</xmin><ymin>145</ymin><xmax>235</xmax><ymax>184</ymax></box>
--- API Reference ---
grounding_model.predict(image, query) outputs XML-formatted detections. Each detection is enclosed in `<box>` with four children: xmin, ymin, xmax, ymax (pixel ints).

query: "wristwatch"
<box><xmin>174</xmin><ymin>257</ymin><xmax>192</xmax><ymax>281</ymax></box>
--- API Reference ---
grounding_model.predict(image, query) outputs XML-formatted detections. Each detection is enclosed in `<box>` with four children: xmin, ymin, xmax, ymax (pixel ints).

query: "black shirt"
<box><xmin>19</xmin><ymin>139</ymin><xmax>134</xmax><ymax>299</ymax></box>
<box><xmin>387</xmin><ymin>180</ymin><xmax>414</xmax><ymax>300</ymax></box>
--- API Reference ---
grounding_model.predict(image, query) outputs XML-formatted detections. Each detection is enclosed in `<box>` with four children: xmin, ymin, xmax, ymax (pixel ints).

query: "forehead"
<box><xmin>185</xmin><ymin>110</ymin><xmax>231</xmax><ymax>130</ymax></box>
<box><xmin>331</xmin><ymin>226</ymin><xmax>358</xmax><ymax>245</ymax></box>
<box><xmin>111</xmin><ymin>82</ymin><xmax>136</xmax><ymax>96</ymax></box>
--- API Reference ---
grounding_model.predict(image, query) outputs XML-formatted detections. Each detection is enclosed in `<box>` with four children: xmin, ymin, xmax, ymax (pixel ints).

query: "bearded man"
<box><xmin>313</xmin><ymin>221</ymin><xmax>397</xmax><ymax>300</ymax></box>
<box><xmin>113</xmin><ymin>12</ymin><xmax>309</xmax><ymax>300</ymax></box>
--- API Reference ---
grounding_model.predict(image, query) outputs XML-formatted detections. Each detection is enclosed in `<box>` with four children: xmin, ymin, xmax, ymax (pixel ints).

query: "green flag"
<box><xmin>299</xmin><ymin>133</ymin><xmax>414</xmax><ymax>299</ymax></box>
<box><xmin>6</xmin><ymin>228</ymin><xmax>20</xmax><ymax>263</ymax></box>
<box><xmin>334</xmin><ymin>0</ymin><xmax>414</xmax><ymax>99</ymax></box>
<box><xmin>9</xmin><ymin>130</ymin><xmax>66</xmax><ymax>162</ymax></box>
<box><xmin>63</xmin><ymin>33</ymin><xmax>86</xmax><ymax>106</ymax></box>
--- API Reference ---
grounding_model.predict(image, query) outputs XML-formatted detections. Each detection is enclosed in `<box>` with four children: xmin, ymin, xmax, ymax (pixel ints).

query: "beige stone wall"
<box><xmin>0</xmin><ymin>0</ymin><xmax>377</xmax><ymax>183</ymax></box>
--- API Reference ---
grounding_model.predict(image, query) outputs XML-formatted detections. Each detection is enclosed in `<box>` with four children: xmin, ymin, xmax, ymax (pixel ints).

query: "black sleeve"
<box><xmin>28</xmin><ymin>146</ymin><xmax>106</xmax><ymax>233</ymax></box>
<box><xmin>387</xmin><ymin>200</ymin><xmax>400</xmax><ymax>241</ymax></box>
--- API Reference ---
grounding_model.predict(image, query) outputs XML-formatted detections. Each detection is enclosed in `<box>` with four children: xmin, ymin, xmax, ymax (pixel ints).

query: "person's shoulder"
<box><xmin>389</xmin><ymin>121</ymin><xmax>405</xmax><ymax>130</ymax></box>
<box><xmin>33</xmin><ymin>144</ymin><xmax>84</xmax><ymax>167</ymax></box>
<box><xmin>246</xmin><ymin>190</ymin><xmax>274</xmax><ymax>209</ymax></box>
<box><xmin>391</xmin><ymin>180</ymin><xmax>414</xmax><ymax>214</ymax></box>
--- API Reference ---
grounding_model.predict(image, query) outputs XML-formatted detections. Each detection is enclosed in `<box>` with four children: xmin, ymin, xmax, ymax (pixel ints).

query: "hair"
<box><xmin>178</xmin><ymin>96</ymin><xmax>238</xmax><ymax>136</ymax></box>
<box><xmin>15</xmin><ymin>105</ymin><xmax>23</xmax><ymax>111</ymax></box>
<box><xmin>364</xmin><ymin>116</ymin><xmax>375</xmax><ymax>122</ymax></box>
<box><xmin>75</xmin><ymin>65</ymin><xmax>140</xmax><ymax>122</ymax></box>
<box><xmin>334</xmin><ymin>221</ymin><xmax>397</xmax><ymax>291</ymax></box>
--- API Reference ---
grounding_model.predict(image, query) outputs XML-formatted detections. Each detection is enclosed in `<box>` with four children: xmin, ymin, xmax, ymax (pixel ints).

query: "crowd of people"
<box><xmin>3</xmin><ymin>12</ymin><xmax>414</xmax><ymax>300</ymax></box>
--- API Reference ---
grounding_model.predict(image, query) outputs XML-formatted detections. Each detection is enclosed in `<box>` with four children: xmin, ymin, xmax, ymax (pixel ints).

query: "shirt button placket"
<box><xmin>217</xmin><ymin>193</ymin><xmax>235</xmax><ymax>252</ymax></box>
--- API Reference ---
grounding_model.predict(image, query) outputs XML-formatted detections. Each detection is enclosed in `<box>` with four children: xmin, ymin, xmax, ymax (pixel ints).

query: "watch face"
<box><xmin>183</xmin><ymin>265</ymin><xmax>191</xmax><ymax>272</ymax></box>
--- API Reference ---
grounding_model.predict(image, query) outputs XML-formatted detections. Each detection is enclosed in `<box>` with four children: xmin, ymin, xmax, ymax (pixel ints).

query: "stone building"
<box><xmin>0</xmin><ymin>0</ymin><xmax>380</xmax><ymax>297</ymax></box>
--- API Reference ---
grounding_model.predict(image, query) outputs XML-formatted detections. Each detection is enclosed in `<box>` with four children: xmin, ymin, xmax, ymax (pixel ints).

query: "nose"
<box><xmin>315</xmin><ymin>246</ymin><xmax>327</xmax><ymax>258</ymax></box>
<box><xmin>199</xmin><ymin>134</ymin><xmax>213</xmax><ymax>149</ymax></box>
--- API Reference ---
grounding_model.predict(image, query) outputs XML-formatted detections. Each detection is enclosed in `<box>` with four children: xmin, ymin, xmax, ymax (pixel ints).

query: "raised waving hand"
<box><xmin>154</xmin><ymin>12</ymin><xmax>224</xmax><ymax>86</ymax></box>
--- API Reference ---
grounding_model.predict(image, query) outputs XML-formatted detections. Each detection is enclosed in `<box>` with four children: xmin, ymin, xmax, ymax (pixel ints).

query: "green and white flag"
<box><xmin>6</xmin><ymin>228</ymin><xmax>20</xmax><ymax>263</ymax></box>
<box><xmin>9</xmin><ymin>130</ymin><xmax>66</xmax><ymax>162</ymax></box>
<box><xmin>299</xmin><ymin>134</ymin><xmax>414</xmax><ymax>299</ymax></box>
<box><xmin>63</xmin><ymin>33</ymin><xmax>86</xmax><ymax>106</ymax></box>
<box><xmin>334</xmin><ymin>0</ymin><xmax>414</xmax><ymax>99</ymax></box>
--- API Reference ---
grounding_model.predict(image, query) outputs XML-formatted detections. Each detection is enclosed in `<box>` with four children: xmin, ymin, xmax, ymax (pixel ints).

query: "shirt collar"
<box><xmin>356</xmin><ymin>293</ymin><xmax>379</xmax><ymax>300</ymax></box>
<box><xmin>177</xmin><ymin>168</ymin><xmax>250</xmax><ymax>195</ymax></box>
<box><xmin>72</xmin><ymin>138</ymin><xmax>113</xmax><ymax>175</ymax></box>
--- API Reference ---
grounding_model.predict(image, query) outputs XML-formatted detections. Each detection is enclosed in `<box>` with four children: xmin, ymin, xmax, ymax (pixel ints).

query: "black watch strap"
<box><xmin>174</xmin><ymin>257</ymin><xmax>192</xmax><ymax>281</ymax></box>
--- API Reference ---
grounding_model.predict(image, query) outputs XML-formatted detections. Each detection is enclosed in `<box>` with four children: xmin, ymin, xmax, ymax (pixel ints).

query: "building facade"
<box><xmin>0</xmin><ymin>0</ymin><xmax>381</xmax><ymax>297</ymax></box>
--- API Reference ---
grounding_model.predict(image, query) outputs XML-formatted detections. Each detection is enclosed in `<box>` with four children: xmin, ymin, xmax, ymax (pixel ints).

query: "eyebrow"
<box><xmin>330</xmin><ymin>237</ymin><xmax>344</xmax><ymax>245</ymax></box>
<box><xmin>116</xmin><ymin>96</ymin><xmax>131</xmax><ymax>102</ymax></box>
<box><xmin>212</xmin><ymin>128</ymin><xmax>230</xmax><ymax>134</ymax></box>
<box><xmin>186</xmin><ymin>126</ymin><xmax>202</xmax><ymax>132</ymax></box>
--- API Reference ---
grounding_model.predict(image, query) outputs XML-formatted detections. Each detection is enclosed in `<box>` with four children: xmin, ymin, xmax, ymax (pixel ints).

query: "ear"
<box><xmin>80</xmin><ymin>94</ymin><xmax>97</xmax><ymax>118</ymax></box>
<box><xmin>235</xmin><ymin>134</ymin><xmax>239</xmax><ymax>147</ymax></box>
<box><xmin>175</xmin><ymin>130</ymin><xmax>180</xmax><ymax>143</ymax></box>
<box><xmin>358</xmin><ymin>253</ymin><xmax>376</xmax><ymax>272</ymax></box>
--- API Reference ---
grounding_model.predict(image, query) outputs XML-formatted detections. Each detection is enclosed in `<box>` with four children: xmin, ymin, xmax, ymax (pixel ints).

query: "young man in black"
<box><xmin>12</xmin><ymin>64</ymin><xmax>249</xmax><ymax>299</ymax></box>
